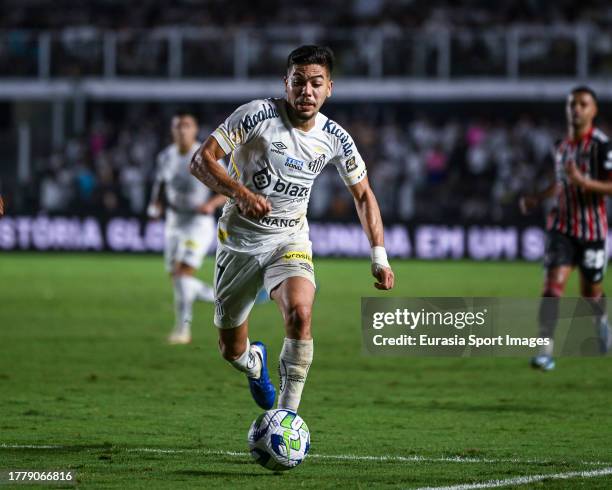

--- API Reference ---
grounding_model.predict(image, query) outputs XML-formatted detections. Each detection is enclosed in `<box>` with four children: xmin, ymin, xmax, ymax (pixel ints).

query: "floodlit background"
<box><xmin>2</xmin><ymin>2</ymin><xmax>612</xmax><ymax>489</ymax></box>
<box><xmin>2</xmin><ymin>0</ymin><xmax>612</xmax><ymax>259</ymax></box>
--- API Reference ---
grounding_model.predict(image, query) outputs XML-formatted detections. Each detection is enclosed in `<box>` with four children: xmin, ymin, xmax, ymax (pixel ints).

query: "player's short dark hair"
<box><xmin>287</xmin><ymin>45</ymin><xmax>334</xmax><ymax>75</ymax></box>
<box><xmin>172</xmin><ymin>111</ymin><xmax>198</xmax><ymax>124</ymax></box>
<box><xmin>570</xmin><ymin>85</ymin><xmax>598</xmax><ymax>104</ymax></box>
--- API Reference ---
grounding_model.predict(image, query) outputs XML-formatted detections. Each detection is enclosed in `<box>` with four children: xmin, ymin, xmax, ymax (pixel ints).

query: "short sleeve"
<box><xmin>154</xmin><ymin>150</ymin><xmax>167</xmax><ymax>183</ymax></box>
<box><xmin>328</xmin><ymin>123</ymin><xmax>367</xmax><ymax>186</ymax></box>
<box><xmin>598</xmin><ymin>140</ymin><xmax>612</xmax><ymax>179</ymax></box>
<box><xmin>211</xmin><ymin>99</ymin><xmax>272</xmax><ymax>155</ymax></box>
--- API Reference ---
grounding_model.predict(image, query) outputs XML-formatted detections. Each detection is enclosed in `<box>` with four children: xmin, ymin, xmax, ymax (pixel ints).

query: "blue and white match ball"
<box><xmin>248</xmin><ymin>409</ymin><xmax>310</xmax><ymax>471</ymax></box>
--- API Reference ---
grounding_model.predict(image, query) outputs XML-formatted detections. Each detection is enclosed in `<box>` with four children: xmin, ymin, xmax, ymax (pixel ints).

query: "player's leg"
<box><xmin>265</xmin><ymin>243</ymin><xmax>316</xmax><ymax>412</ymax></box>
<box><xmin>174</xmin><ymin>261</ymin><xmax>214</xmax><ymax>304</ymax></box>
<box><xmin>533</xmin><ymin>231</ymin><xmax>575</xmax><ymax>369</ymax></box>
<box><xmin>164</xmin><ymin>230</ymin><xmax>192</xmax><ymax>343</ymax></box>
<box><xmin>168</xmin><ymin>262</ymin><xmax>206</xmax><ymax>344</ymax></box>
<box><xmin>214</xmin><ymin>247</ymin><xmax>276</xmax><ymax>409</ymax></box>
<box><xmin>167</xmin><ymin>223</ymin><xmax>215</xmax><ymax>344</ymax></box>
<box><xmin>578</xmin><ymin>244</ymin><xmax>610</xmax><ymax>353</ymax></box>
<box><xmin>270</xmin><ymin>277</ymin><xmax>315</xmax><ymax>412</ymax></box>
<box><xmin>187</xmin><ymin>217</ymin><xmax>217</xmax><ymax>303</ymax></box>
<box><xmin>532</xmin><ymin>266</ymin><xmax>571</xmax><ymax>370</ymax></box>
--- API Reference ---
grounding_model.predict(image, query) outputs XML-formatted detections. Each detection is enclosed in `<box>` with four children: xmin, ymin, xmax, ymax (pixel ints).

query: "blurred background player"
<box><xmin>520</xmin><ymin>86</ymin><xmax>612</xmax><ymax>370</ymax></box>
<box><xmin>190</xmin><ymin>45</ymin><xmax>394</xmax><ymax>412</ymax></box>
<box><xmin>148</xmin><ymin>112</ymin><xmax>226</xmax><ymax>344</ymax></box>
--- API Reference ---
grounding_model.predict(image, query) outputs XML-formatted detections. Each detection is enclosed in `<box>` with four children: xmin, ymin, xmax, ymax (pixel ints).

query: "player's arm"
<box><xmin>190</xmin><ymin>136</ymin><xmax>270</xmax><ymax>218</ymax></box>
<box><xmin>348</xmin><ymin>176</ymin><xmax>394</xmax><ymax>290</ymax></box>
<box><xmin>146</xmin><ymin>177</ymin><xmax>165</xmax><ymax>219</ymax></box>
<box><xmin>567</xmin><ymin>165</ymin><xmax>612</xmax><ymax>194</ymax></box>
<box><xmin>519</xmin><ymin>180</ymin><xmax>557</xmax><ymax>215</ymax></box>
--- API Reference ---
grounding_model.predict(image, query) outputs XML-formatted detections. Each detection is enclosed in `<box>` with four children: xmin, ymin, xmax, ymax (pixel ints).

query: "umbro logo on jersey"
<box><xmin>271</xmin><ymin>141</ymin><xmax>287</xmax><ymax>155</ymax></box>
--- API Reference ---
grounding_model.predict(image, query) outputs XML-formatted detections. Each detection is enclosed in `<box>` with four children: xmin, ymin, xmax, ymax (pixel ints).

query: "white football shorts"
<box><xmin>164</xmin><ymin>216</ymin><xmax>216</xmax><ymax>272</ymax></box>
<box><xmin>213</xmin><ymin>240</ymin><xmax>316</xmax><ymax>329</ymax></box>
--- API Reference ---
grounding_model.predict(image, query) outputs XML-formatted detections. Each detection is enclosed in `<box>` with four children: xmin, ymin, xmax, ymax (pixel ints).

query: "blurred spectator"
<box><xmin>19</xmin><ymin>102</ymin><xmax>611</xmax><ymax>224</ymax></box>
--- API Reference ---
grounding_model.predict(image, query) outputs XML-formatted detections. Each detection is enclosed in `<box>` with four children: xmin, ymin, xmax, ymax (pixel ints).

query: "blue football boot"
<box><xmin>530</xmin><ymin>355</ymin><xmax>555</xmax><ymax>371</ymax></box>
<box><xmin>248</xmin><ymin>341</ymin><xmax>276</xmax><ymax>409</ymax></box>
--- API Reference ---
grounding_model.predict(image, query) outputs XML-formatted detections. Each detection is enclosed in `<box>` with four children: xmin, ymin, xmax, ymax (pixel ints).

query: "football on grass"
<box><xmin>248</xmin><ymin>409</ymin><xmax>310</xmax><ymax>471</ymax></box>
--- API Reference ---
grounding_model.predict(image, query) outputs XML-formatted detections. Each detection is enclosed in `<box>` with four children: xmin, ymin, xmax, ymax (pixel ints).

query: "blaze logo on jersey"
<box><xmin>272</xmin><ymin>180</ymin><xmax>309</xmax><ymax>197</ymax></box>
<box><xmin>252</xmin><ymin>168</ymin><xmax>310</xmax><ymax>198</ymax></box>
<box><xmin>253</xmin><ymin>168</ymin><xmax>271</xmax><ymax>189</ymax></box>
<box><xmin>345</xmin><ymin>156</ymin><xmax>358</xmax><ymax>173</ymax></box>
<box><xmin>307</xmin><ymin>154</ymin><xmax>326</xmax><ymax>174</ymax></box>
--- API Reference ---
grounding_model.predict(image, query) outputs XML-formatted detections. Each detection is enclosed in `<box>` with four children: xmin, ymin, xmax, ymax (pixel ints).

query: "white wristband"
<box><xmin>371</xmin><ymin>246</ymin><xmax>390</xmax><ymax>269</ymax></box>
<box><xmin>147</xmin><ymin>203</ymin><xmax>160</xmax><ymax>219</ymax></box>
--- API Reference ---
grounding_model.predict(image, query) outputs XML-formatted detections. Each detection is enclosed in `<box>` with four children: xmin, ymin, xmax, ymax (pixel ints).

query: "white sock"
<box><xmin>173</xmin><ymin>275</ymin><xmax>197</xmax><ymax>333</ymax></box>
<box><xmin>230</xmin><ymin>338</ymin><xmax>262</xmax><ymax>379</ymax></box>
<box><xmin>278</xmin><ymin>338</ymin><xmax>313</xmax><ymax>412</ymax></box>
<box><xmin>538</xmin><ymin>338</ymin><xmax>554</xmax><ymax>357</ymax></box>
<box><xmin>188</xmin><ymin>277</ymin><xmax>215</xmax><ymax>302</ymax></box>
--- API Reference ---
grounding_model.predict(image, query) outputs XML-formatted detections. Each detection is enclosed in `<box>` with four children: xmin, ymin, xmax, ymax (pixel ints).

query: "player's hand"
<box><xmin>566</xmin><ymin>162</ymin><xmax>587</xmax><ymax>188</ymax></box>
<box><xmin>197</xmin><ymin>202</ymin><xmax>216</xmax><ymax>215</ymax></box>
<box><xmin>236</xmin><ymin>189</ymin><xmax>271</xmax><ymax>219</ymax></box>
<box><xmin>518</xmin><ymin>195</ymin><xmax>538</xmax><ymax>215</ymax></box>
<box><xmin>0</xmin><ymin>195</ymin><xmax>4</xmax><ymax>217</ymax></box>
<box><xmin>372</xmin><ymin>264</ymin><xmax>394</xmax><ymax>290</ymax></box>
<box><xmin>147</xmin><ymin>202</ymin><xmax>163</xmax><ymax>220</ymax></box>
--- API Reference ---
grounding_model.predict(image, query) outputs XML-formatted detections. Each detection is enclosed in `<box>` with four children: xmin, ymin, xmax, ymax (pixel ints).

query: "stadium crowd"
<box><xmin>27</xmin><ymin>103</ymin><xmax>609</xmax><ymax>224</ymax></box>
<box><xmin>2</xmin><ymin>0</ymin><xmax>612</xmax><ymax>78</ymax></box>
<box><xmin>2</xmin><ymin>0</ymin><xmax>610</xmax><ymax>30</ymax></box>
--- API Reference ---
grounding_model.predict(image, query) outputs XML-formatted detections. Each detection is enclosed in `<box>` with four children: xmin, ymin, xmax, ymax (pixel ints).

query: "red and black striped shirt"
<box><xmin>548</xmin><ymin>127</ymin><xmax>612</xmax><ymax>242</ymax></box>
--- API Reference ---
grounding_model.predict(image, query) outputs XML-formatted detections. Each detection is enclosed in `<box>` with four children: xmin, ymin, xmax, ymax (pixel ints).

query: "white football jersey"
<box><xmin>155</xmin><ymin>142</ymin><xmax>212</xmax><ymax>228</ymax></box>
<box><xmin>212</xmin><ymin>97</ymin><xmax>367</xmax><ymax>253</ymax></box>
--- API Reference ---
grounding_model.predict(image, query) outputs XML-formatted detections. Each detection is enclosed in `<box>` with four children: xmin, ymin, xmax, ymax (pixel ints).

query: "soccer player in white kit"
<box><xmin>148</xmin><ymin>113</ymin><xmax>226</xmax><ymax>344</ymax></box>
<box><xmin>190</xmin><ymin>46</ymin><xmax>395</xmax><ymax>411</ymax></box>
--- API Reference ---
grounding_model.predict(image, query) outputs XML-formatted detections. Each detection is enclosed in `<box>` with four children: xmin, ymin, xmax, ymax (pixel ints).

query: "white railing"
<box><xmin>1</xmin><ymin>24</ymin><xmax>610</xmax><ymax>80</ymax></box>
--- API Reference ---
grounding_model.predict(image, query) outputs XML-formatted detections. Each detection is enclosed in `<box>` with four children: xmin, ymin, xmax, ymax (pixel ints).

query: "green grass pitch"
<box><xmin>1</xmin><ymin>253</ymin><xmax>611</xmax><ymax>489</ymax></box>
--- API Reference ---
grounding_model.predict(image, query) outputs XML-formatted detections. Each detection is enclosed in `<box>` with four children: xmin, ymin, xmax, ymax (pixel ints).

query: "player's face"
<box><xmin>566</xmin><ymin>92</ymin><xmax>597</xmax><ymax>129</ymax></box>
<box><xmin>171</xmin><ymin>116</ymin><xmax>198</xmax><ymax>147</ymax></box>
<box><xmin>284</xmin><ymin>64</ymin><xmax>333</xmax><ymax>121</ymax></box>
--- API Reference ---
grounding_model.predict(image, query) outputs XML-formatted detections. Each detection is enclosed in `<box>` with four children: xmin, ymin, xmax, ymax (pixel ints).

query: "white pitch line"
<box><xmin>1</xmin><ymin>444</ymin><xmax>610</xmax><ymax>468</ymax></box>
<box><xmin>413</xmin><ymin>467</ymin><xmax>612</xmax><ymax>490</ymax></box>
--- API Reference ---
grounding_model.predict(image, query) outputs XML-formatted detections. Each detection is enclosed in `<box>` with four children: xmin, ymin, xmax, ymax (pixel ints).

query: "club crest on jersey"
<box><xmin>253</xmin><ymin>167</ymin><xmax>271</xmax><ymax>190</ymax></box>
<box><xmin>271</xmin><ymin>141</ymin><xmax>287</xmax><ymax>155</ymax></box>
<box><xmin>307</xmin><ymin>154</ymin><xmax>326</xmax><ymax>174</ymax></box>
<box><xmin>284</xmin><ymin>156</ymin><xmax>304</xmax><ymax>171</ymax></box>
<box><xmin>345</xmin><ymin>156</ymin><xmax>358</xmax><ymax>173</ymax></box>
